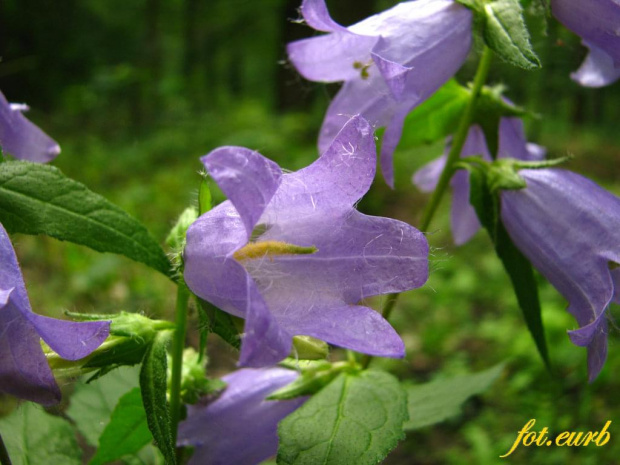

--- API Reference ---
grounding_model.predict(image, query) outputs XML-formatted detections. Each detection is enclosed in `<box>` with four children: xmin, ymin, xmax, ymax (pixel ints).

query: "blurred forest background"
<box><xmin>1</xmin><ymin>0</ymin><xmax>619</xmax><ymax>464</ymax></box>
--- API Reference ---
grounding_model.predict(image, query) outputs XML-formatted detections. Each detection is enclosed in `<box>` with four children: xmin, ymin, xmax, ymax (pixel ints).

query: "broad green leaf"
<box><xmin>0</xmin><ymin>402</ymin><xmax>81</xmax><ymax>465</ymax></box>
<box><xmin>482</xmin><ymin>0</ymin><xmax>541</xmax><ymax>69</ymax></box>
<box><xmin>140</xmin><ymin>330</ymin><xmax>176</xmax><ymax>465</ymax></box>
<box><xmin>278</xmin><ymin>370</ymin><xmax>407</xmax><ymax>465</ymax></box>
<box><xmin>0</xmin><ymin>161</ymin><xmax>172</xmax><ymax>278</ymax></box>
<box><xmin>468</xmin><ymin>166</ymin><xmax>550</xmax><ymax>368</ymax></box>
<box><xmin>67</xmin><ymin>366</ymin><xmax>140</xmax><ymax>446</ymax></box>
<box><xmin>197</xmin><ymin>298</ymin><xmax>241</xmax><ymax>350</ymax></box>
<box><xmin>400</xmin><ymin>80</ymin><xmax>470</xmax><ymax>148</ymax></box>
<box><xmin>89</xmin><ymin>388</ymin><xmax>152</xmax><ymax>465</ymax></box>
<box><xmin>404</xmin><ymin>364</ymin><xmax>504</xmax><ymax>430</ymax></box>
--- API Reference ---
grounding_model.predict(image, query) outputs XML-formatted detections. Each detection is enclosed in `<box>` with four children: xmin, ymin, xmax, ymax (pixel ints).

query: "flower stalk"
<box><xmin>169</xmin><ymin>279</ymin><xmax>190</xmax><ymax>445</ymax></box>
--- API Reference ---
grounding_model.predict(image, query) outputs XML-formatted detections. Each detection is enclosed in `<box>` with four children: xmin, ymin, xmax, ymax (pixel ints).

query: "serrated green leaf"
<box><xmin>400</xmin><ymin>80</ymin><xmax>470</xmax><ymax>148</ymax></box>
<box><xmin>89</xmin><ymin>388</ymin><xmax>152</xmax><ymax>465</ymax></box>
<box><xmin>468</xmin><ymin>167</ymin><xmax>550</xmax><ymax>368</ymax></box>
<box><xmin>0</xmin><ymin>403</ymin><xmax>81</xmax><ymax>465</ymax></box>
<box><xmin>0</xmin><ymin>161</ymin><xmax>172</xmax><ymax>278</ymax></box>
<box><xmin>277</xmin><ymin>370</ymin><xmax>407</xmax><ymax>465</ymax></box>
<box><xmin>140</xmin><ymin>331</ymin><xmax>176</xmax><ymax>465</ymax></box>
<box><xmin>67</xmin><ymin>366</ymin><xmax>140</xmax><ymax>446</ymax></box>
<box><xmin>482</xmin><ymin>0</ymin><xmax>540</xmax><ymax>69</ymax></box>
<box><xmin>404</xmin><ymin>364</ymin><xmax>504</xmax><ymax>430</ymax></box>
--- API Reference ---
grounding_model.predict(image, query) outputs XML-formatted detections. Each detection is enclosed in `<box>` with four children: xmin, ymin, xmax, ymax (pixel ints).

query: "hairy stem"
<box><xmin>169</xmin><ymin>280</ymin><xmax>190</xmax><ymax>446</ymax></box>
<box><xmin>418</xmin><ymin>45</ymin><xmax>493</xmax><ymax>232</ymax></box>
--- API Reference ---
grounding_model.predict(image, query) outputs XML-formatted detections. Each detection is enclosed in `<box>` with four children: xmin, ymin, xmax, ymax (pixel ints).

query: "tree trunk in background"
<box><xmin>143</xmin><ymin>0</ymin><xmax>162</xmax><ymax>125</ymax></box>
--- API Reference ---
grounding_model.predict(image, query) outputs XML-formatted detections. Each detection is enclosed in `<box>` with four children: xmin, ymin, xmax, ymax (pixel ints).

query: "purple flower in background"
<box><xmin>413</xmin><ymin>118</ymin><xmax>545</xmax><ymax>244</ymax></box>
<box><xmin>0</xmin><ymin>224</ymin><xmax>110</xmax><ymax>405</ymax></box>
<box><xmin>178</xmin><ymin>367</ymin><xmax>305</xmax><ymax>465</ymax></box>
<box><xmin>551</xmin><ymin>0</ymin><xmax>620</xmax><ymax>87</ymax></box>
<box><xmin>0</xmin><ymin>90</ymin><xmax>61</xmax><ymax>163</ymax></box>
<box><xmin>287</xmin><ymin>0</ymin><xmax>472</xmax><ymax>187</ymax></box>
<box><xmin>501</xmin><ymin>169</ymin><xmax>620</xmax><ymax>381</ymax></box>
<box><xmin>184</xmin><ymin>115</ymin><xmax>428</xmax><ymax>367</ymax></box>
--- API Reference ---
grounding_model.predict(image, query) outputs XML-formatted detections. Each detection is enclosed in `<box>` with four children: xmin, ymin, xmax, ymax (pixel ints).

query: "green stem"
<box><xmin>360</xmin><ymin>47</ymin><xmax>494</xmax><ymax>370</ymax></box>
<box><xmin>169</xmin><ymin>280</ymin><xmax>190</xmax><ymax>446</ymax></box>
<box><xmin>418</xmin><ymin>46</ymin><xmax>493</xmax><ymax>232</ymax></box>
<box><xmin>0</xmin><ymin>433</ymin><xmax>11</xmax><ymax>465</ymax></box>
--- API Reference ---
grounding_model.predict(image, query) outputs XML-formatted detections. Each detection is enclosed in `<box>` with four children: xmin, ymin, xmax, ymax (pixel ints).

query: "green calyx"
<box><xmin>46</xmin><ymin>311</ymin><xmax>175</xmax><ymax>378</ymax></box>
<box><xmin>292</xmin><ymin>335</ymin><xmax>329</xmax><ymax>361</ymax></box>
<box><xmin>457</xmin><ymin>155</ymin><xmax>570</xmax><ymax>193</ymax></box>
<box><xmin>268</xmin><ymin>359</ymin><xmax>361</xmax><ymax>401</ymax></box>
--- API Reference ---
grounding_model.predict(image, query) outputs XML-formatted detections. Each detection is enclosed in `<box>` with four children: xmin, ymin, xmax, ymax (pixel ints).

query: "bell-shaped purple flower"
<box><xmin>413</xmin><ymin>118</ymin><xmax>545</xmax><ymax>244</ymax></box>
<box><xmin>178</xmin><ymin>367</ymin><xmax>305</xmax><ymax>465</ymax></box>
<box><xmin>0</xmin><ymin>90</ymin><xmax>61</xmax><ymax>163</ymax></box>
<box><xmin>501</xmin><ymin>169</ymin><xmax>620</xmax><ymax>381</ymax></box>
<box><xmin>184</xmin><ymin>115</ymin><xmax>428</xmax><ymax>367</ymax></box>
<box><xmin>551</xmin><ymin>0</ymin><xmax>620</xmax><ymax>87</ymax></box>
<box><xmin>287</xmin><ymin>0</ymin><xmax>472</xmax><ymax>187</ymax></box>
<box><xmin>0</xmin><ymin>224</ymin><xmax>110</xmax><ymax>405</ymax></box>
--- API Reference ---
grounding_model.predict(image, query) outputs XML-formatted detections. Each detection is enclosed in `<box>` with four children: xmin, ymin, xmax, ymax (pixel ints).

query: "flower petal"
<box><xmin>256</xmin><ymin>210</ymin><xmax>429</xmax><ymax>305</ymax></box>
<box><xmin>412</xmin><ymin>155</ymin><xmax>446</xmax><ymax>193</ymax></box>
<box><xmin>184</xmin><ymin>204</ymin><xmax>291</xmax><ymax>366</ymax></box>
<box><xmin>25</xmin><ymin>313</ymin><xmax>110</xmax><ymax>361</ymax></box>
<box><xmin>498</xmin><ymin>118</ymin><xmax>545</xmax><ymax>161</ymax></box>
<box><xmin>178</xmin><ymin>367</ymin><xmax>305</xmax><ymax>465</ymax></box>
<box><xmin>571</xmin><ymin>42</ymin><xmax>620</xmax><ymax>88</ymax></box>
<box><xmin>551</xmin><ymin>0</ymin><xmax>620</xmax><ymax>65</ymax></box>
<box><xmin>287</xmin><ymin>33</ymin><xmax>378</xmax><ymax>82</ymax></box>
<box><xmin>501</xmin><ymin>169</ymin><xmax>620</xmax><ymax>379</ymax></box>
<box><xmin>0</xmin><ymin>91</ymin><xmax>61</xmax><ymax>163</ymax></box>
<box><xmin>279</xmin><ymin>303</ymin><xmax>405</xmax><ymax>358</ymax></box>
<box><xmin>202</xmin><ymin>147</ymin><xmax>282</xmax><ymax>237</ymax></box>
<box><xmin>266</xmin><ymin>115</ymin><xmax>376</xmax><ymax>222</ymax></box>
<box><xmin>450</xmin><ymin>170</ymin><xmax>481</xmax><ymax>245</ymax></box>
<box><xmin>300</xmin><ymin>0</ymin><xmax>348</xmax><ymax>33</ymax></box>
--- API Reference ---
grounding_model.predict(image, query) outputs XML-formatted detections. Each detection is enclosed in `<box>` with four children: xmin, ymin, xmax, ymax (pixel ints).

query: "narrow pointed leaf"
<box><xmin>140</xmin><ymin>331</ymin><xmax>176</xmax><ymax>465</ymax></box>
<box><xmin>468</xmin><ymin>167</ymin><xmax>550</xmax><ymax>368</ymax></box>
<box><xmin>197</xmin><ymin>298</ymin><xmax>241</xmax><ymax>350</ymax></box>
<box><xmin>0</xmin><ymin>161</ymin><xmax>172</xmax><ymax>278</ymax></box>
<box><xmin>277</xmin><ymin>370</ymin><xmax>407</xmax><ymax>465</ymax></box>
<box><xmin>404</xmin><ymin>364</ymin><xmax>504</xmax><ymax>430</ymax></box>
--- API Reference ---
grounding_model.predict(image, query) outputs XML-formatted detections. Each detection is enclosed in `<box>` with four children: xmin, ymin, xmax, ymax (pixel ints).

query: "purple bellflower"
<box><xmin>0</xmin><ymin>90</ymin><xmax>61</xmax><ymax>163</ymax></box>
<box><xmin>0</xmin><ymin>224</ymin><xmax>110</xmax><ymax>405</ymax></box>
<box><xmin>501</xmin><ymin>169</ymin><xmax>620</xmax><ymax>381</ymax></box>
<box><xmin>551</xmin><ymin>0</ymin><xmax>620</xmax><ymax>87</ymax></box>
<box><xmin>183</xmin><ymin>115</ymin><xmax>429</xmax><ymax>367</ymax></box>
<box><xmin>178</xmin><ymin>367</ymin><xmax>306</xmax><ymax>465</ymax></box>
<box><xmin>287</xmin><ymin>0</ymin><xmax>473</xmax><ymax>187</ymax></box>
<box><xmin>413</xmin><ymin>117</ymin><xmax>545</xmax><ymax>244</ymax></box>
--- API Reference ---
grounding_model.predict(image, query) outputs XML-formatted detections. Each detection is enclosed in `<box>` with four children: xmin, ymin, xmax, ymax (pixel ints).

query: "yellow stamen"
<box><xmin>233</xmin><ymin>240</ymin><xmax>318</xmax><ymax>262</ymax></box>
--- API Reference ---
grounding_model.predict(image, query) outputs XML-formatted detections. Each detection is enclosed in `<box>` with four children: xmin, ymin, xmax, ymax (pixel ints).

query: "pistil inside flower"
<box><xmin>233</xmin><ymin>241</ymin><xmax>318</xmax><ymax>262</ymax></box>
<box><xmin>353</xmin><ymin>60</ymin><xmax>373</xmax><ymax>79</ymax></box>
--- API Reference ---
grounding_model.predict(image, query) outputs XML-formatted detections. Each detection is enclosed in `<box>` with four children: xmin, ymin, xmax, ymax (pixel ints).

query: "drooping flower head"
<box><xmin>501</xmin><ymin>169</ymin><xmax>620</xmax><ymax>381</ymax></box>
<box><xmin>178</xmin><ymin>367</ymin><xmax>306</xmax><ymax>465</ymax></box>
<box><xmin>183</xmin><ymin>115</ymin><xmax>429</xmax><ymax>367</ymax></box>
<box><xmin>0</xmin><ymin>90</ymin><xmax>61</xmax><ymax>163</ymax></box>
<box><xmin>287</xmin><ymin>0</ymin><xmax>473</xmax><ymax>187</ymax></box>
<box><xmin>551</xmin><ymin>0</ymin><xmax>620</xmax><ymax>87</ymax></box>
<box><xmin>413</xmin><ymin>117</ymin><xmax>545</xmax><ymax>244</ymax></box>
<box><xmin>0</xmin><ymin>224</ymin><xmax>110</xmax><ymax>404</ymax></box>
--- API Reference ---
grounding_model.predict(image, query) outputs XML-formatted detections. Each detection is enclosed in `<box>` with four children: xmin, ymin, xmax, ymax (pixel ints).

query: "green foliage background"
<box><xmin>1</xmin><ymin>0</ymin><xmax>619</xmax><ymax>463</ymax></box>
